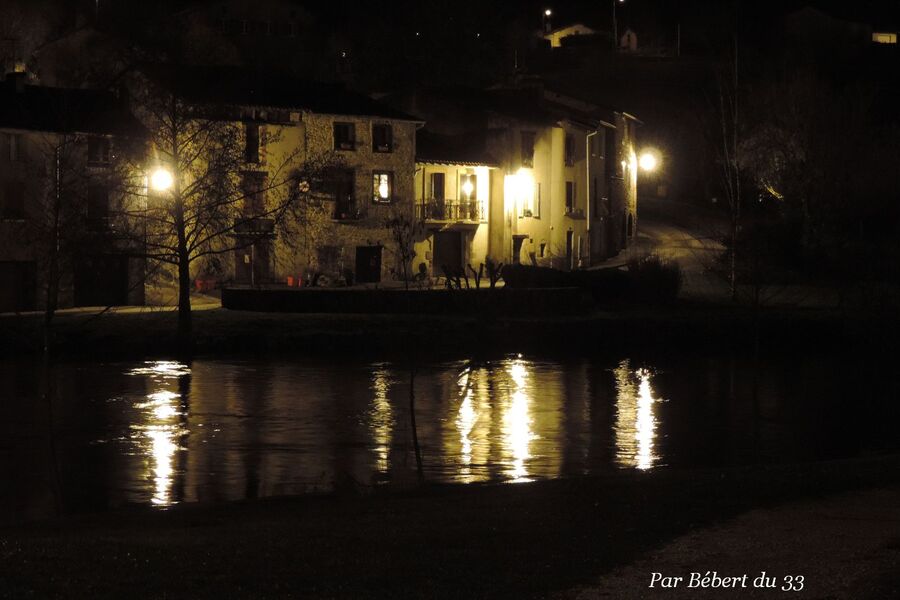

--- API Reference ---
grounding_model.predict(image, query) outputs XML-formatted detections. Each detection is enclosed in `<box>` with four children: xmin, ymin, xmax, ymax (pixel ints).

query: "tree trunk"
<box><xmin>175</xmin><ymin>199</ymin><xmax>192</xmax><ymax>353</ymax></box>
<box><xmin>409</xmin><ymin>366</ymin><xmax>424</xmax><ymax>482</ymax></box>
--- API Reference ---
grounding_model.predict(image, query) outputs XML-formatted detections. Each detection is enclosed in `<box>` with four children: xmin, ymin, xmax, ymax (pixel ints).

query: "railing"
<box><xmin>416</xmin><ymin>198</ymin><xmax>485</xmax><ymax>222</ymax></box>
<box><xmin>333</xmin><ymin>204</ymin><xmax>366</xmax><ymax>221</ymax></box>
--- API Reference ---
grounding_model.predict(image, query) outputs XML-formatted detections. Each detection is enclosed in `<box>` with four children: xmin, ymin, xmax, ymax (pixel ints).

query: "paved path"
<box><xmin>558</xmin><ymin>486</ymin><xmax>900</xmax><ymax>599</ymax></box>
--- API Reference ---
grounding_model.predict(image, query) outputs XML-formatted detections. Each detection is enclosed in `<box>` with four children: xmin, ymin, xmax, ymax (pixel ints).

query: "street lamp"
<box><xmin>543</xmin><ymin>8</ymin><xmax>552</xmax><ymax>33</ymax></box>
<box><xmin>150</xmin><ymin>167</ymin><xmax>174</xmax><ymax>192</ymax></box>
<box><xmin>639</xmin><ymin>151</ymin><xmax>659</xmax><ymax>173</ymax></box>
<box><xmin>613</xmin><ymin>0</ymin><xmax>625</xmax><ymax>51</ymax></box>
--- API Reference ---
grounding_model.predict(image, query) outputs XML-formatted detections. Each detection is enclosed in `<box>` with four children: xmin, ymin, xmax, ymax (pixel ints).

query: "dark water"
<box><xmin>1</xmin><ymin>353</ymin><xmax>897</xmax><ymax>522</ymax></box>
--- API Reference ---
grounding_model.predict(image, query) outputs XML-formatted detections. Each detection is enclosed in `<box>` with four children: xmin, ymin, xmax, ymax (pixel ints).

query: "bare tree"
<box><xmin>119</xmin><ymin>68</ymin><xmax>335</xmax><ymax>349</ymax></box>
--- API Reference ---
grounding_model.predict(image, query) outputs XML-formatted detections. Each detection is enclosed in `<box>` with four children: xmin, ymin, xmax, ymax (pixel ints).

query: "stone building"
<box><xmin>0</xmin><ymin>73</ymin><xmax>145</xmax><ymax>312</ymax></box>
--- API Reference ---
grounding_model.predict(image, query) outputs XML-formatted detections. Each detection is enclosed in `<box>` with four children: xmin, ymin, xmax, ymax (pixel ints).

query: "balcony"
<box><xmin>416</xmin><ymin>198</ymin><xmax>485</xmax><ymax>223</ymax></box>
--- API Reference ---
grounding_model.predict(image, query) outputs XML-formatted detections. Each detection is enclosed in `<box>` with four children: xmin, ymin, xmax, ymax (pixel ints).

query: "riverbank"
<box><xmin>2</xmin><ymin>455</ymin><xmax>898</xmax><ymax>599</ymax></box>
<box><xmin>2</xmin><ymin>302</ymin><xmax>898</xmax><ymax>360</ymax></box>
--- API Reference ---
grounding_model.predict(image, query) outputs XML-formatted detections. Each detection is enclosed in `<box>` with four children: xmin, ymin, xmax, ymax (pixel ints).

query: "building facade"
<box><xmin>0</xmin><ymin>73</ymin><xmax>145</xmax><ymax>312</ymax></box>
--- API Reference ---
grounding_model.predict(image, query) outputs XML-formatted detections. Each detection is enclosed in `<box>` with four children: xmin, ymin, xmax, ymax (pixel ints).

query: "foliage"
<box><xmin>384</xmin><ymin>212</ymin><xmax>422</xmax><ymax>291</ymax></box>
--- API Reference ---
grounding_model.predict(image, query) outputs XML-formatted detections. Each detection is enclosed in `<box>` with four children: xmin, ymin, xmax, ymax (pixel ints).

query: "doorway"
<box><xmin>433</xmin><ymin>231</ymin><xmax>463</xmax><ymax>275</ymax></box>
<box><xmin>355</xmin><ymin>245</ymin><xmax>382</xmax><ymax>283</ymax></box>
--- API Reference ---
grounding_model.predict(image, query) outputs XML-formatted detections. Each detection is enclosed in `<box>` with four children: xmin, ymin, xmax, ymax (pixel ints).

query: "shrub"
<box><xmin>626</xmin><ymin>254</ymin><xmax>683</xmax><ymax>304</ymax></box>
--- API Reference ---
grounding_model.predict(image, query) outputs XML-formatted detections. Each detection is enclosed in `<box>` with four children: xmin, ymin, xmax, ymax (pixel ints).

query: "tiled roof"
<box><xmin>416</xmin><ymin>130</ymin><xmax>498</xmax><ymax>167</ymax></box>
<box><xmin>141</xmin><ymin>65</ymin><xmax>420</xmax><ymax>121</ymax></box>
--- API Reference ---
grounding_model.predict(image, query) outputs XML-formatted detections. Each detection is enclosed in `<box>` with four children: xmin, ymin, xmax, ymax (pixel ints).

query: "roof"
<box><xmin>141</xmin><ymin>65</ymin><xmax>420</xmax><ymax>122</ymax></box>
<box><xmin>416</xmin><ymin>130</ymin><xmax>498</xmax><ymax>167</ymax></box>
<box><xmin>0</xmin><ymin>76</ymin><xmax>144</xmax><ymax>137</ymax></box>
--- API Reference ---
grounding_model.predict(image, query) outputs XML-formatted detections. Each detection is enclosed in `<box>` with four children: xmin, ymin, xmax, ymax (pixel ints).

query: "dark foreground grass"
<box><xmin>1</xmin><ymin>455</ymin><xmax>898</xmax><ymax>599</ymax></box>
<box><xmin>3</xmin><ymin>304</ymin><xmax>897</xmax><ymax>361</ymax></box>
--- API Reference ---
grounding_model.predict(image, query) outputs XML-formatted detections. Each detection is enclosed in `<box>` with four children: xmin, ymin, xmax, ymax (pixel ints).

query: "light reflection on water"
<box><xmin>3</xmin><ymin>353</ymin><xmax>896</xmax><ymax>519</ymax></box>
<box><xmin>127</xmin><ymin>361</ymin><xmax>190</xmax><ymax>507</ymax></box>
<box><xmin>613</xmin><ymin>360</ymin><xmax>663</xmax><ymax>470</ymax></box>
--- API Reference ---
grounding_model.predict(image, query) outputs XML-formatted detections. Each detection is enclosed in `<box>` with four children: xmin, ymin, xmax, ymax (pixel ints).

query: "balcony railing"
<box><xmin>416</xmin><ymin>198</ymin><xmax>485</xmax><ymax>222</ymax></box>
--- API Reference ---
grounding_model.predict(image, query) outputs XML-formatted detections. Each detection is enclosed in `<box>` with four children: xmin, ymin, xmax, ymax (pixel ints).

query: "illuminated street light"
<box><xmin>544</xmin><ymin>8</ymin><xmax>552</xmax><ymax>16</ymax></box>
<box><xmin>150</xmin><ymin>167</ymin><xmax>174</xmax><ymax>192</ymax></box>
<box><xmin>639</xmin><ymin>152</ymin><xmax>659</xmax><ymax>173</ymax></box>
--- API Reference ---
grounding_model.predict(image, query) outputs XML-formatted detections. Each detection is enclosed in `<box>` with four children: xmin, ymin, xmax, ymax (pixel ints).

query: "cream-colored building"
<box><xmin>412</xmin><ymin>131</ymin><xmax>497</xmax><ymax>278</ymax></box>
<box><xmin>397</xmin><ymin>84</ymin><xmax>638</xmax><ymax>275</ymax></box>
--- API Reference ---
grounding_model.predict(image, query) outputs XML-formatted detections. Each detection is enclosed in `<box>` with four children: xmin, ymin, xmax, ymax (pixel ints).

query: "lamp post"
<box><xmin>612</xmin><ymin>0</ymin><xmax>625</xmax><ymax>51</ymax></box>
<box><xmin>543</xmin><ymin>8</ymin><xmax>552</xmax><ymax>34</ymax></box>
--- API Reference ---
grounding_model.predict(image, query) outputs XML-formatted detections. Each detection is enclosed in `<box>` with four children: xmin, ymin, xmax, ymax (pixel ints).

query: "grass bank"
<box><xmin>2</xmin><ymin>455</ymin><xmax>898</xmax><ymax>599</ymax></box>
<box><xmin>1</xmin><ymin>302</ymin><xmax>898</xmax><ymax>360</ymax></box>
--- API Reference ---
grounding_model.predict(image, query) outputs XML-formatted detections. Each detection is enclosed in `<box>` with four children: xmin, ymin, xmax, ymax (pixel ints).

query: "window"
<box><xmin>605</xmin><ymin>129</ymin><xmax>617</xmax><ymax>178</ymax></box>
<box><xmin>87</xmin><ymin>181</ymin><xmax>109</xmax><ymax>223</ymax></box>
<box><xmin>592</xmin><ymin>177</ymin><xmax>598</xmax><ymax>218</ymax></box>
<box><xmin>459</xmin><ymin>174</ymin><xmax>477</xmax><ymax>201</ymax></box>
<box><xmin>1</xmin><ymin>181</ymin><xmax>25</xmax><ymax>219</ymax></box>
<box><xmin>373</xmin><ymin>171</ymin><xmax>393</xmax><ymax>203</ymax></box>
<box><xmin>564</xmin><ymin>134</ymin><xmax>575</xmax><ymax>166</ymax></box>
<box><xmin>332</xmin><ymin>168</ymin><xmax>356</xmax><ymax>219</ymax></box>
<box><xmin>521</xmin><ymin>131</ymin><xmax>535</xmax><ymax>168</ymax></box>
<box><xmin>244</xmin><ymin>123</ymin><xmax>260</xmax><ymax>163</ymax></box>
<box><xmin>591</xmin><ymin>131</ymin><xmax>604</xmax><ymax>157</ymax></box>
<box><xmin>872</xmin><ymin>32</ymin><xmax>897</xmax><ymax>44</ymax></box>
<box><xmin>334</xmin><ymin>122</ymin><xmax>356</xmax><ymax>151</ymax></box>
<box><xmin>430</xmin><ymin>172</ymin><xmax>445</xmax><ymax>200</ymax></box>
<box><xmin>87</xmin><ymin>137</ymin><xmax>110</xmax><ymax>165</ymax></box>
<box><xmin>522</xmin><ymin>182</ymin><xmax>541</xmax><ymax>219</ymax></box>
<box><xmin>566</xmin><ymin>181</ymin><xmax>575</xmax><ymax>212</ymax></box>
<box><xmin>372</xmin><ymin>124</ymin><xmax>393</xmax><ymax>152</ymax></box>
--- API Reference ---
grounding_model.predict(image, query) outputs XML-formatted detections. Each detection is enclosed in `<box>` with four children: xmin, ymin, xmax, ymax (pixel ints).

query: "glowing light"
<box><xmin>461</xmin><ymin>179</ymin><xmax>475</xmax><ymax>197</ymax></box>
<box><xmin>639</xmin><ymin>152</ymin><xmax>658</xmax><ymax>172</ymax></box>
<box><xmin>613</xmin><ymin>360</ymin><xmax>662</xmax><ymax>470</ymax></box>
<box><xmin>150</xmin><ymin>168</ymin><xmax>174</xmax><ymax>192</ymax></box>
<box><xmin>127</xmin><ymin>361</ymin><xmax>189</xmax><ymax>507</ymax></box>
<box><xmin>378</xmin><ymin>179</ymin><xmax>389</xmax><ymax>200</ymax></box>
<box><xmin>370</xmin><ymin>366</ymin><xmax>393</xmax><ymax>474</ymax></box>
<box><xmin>544</xmin><ymin>8</ymin><xmax>552</xmax><ymax>16</ymax></box>
<box><xmin>503</xmin><ymin>359</ymin><xmax>535</xmax><ymax>482</ymax></box>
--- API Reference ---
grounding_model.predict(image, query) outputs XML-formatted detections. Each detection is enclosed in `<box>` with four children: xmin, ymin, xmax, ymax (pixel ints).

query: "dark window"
<box><xmin>88</xmin><ymin>137</ymin><xmax>110</xmax><ymax>165</ymax></box>
<box><xmin>591</xmin><ymin>131</ymin><xmax>603</xmax><ymax>157</ymax></box>
<box><xmin>334</xmin><ymin>122</ymin><xmax>356</xmax><ymax>151</ymax></box>
<box><xmin>1</xmin><ymin>181</ymin><xmax>25</xmax><ymax>219</ymax></box>
<box><xmin>534</xmin><ymin>182</ymin><xmax>541</xmax><ymax>218</ymax></box>
<box><xmin>430</xmin><ymin>172</ymin><xmax>445</xmax><ymax>200</ymax></box>
<box><xmin>332</xmin><ymin>169</ymin><xmax>356</xmax><ymax>219</ymax></box>
<box><xmin>592</xmin><ymin>177</ymin><xmax>598</xmax><ymax>218</ymax></box>
<box><xmin>373</xmin><ymin>171</ymin><xmax>393</xmax><ymax>203</ymax></box>
<box><xmin>87</xmin><ymin>181</ymin><xmax>109</xmax><ymax>222</ymax></box>
<box><xmin>605</xmin><ymin>129</ymin><xmax>617</xmax><ymax>178</ymax></box>
<box><xmin>566</xmin><ymin>181</ymin><xmax>575</xmax><ymax>212</ymax></box>
<box><xmin>245</xmin><ymin>123</ymin><xmax>260</xmax><ymax>163</ymax></box>
<box><xmin>564</xmin><ymin>134</ymin><xmax>575</xmax><ymax>166</ymax></box>
<box><xmin>372</xmin><ymin>124</ymin><xmax>393</xmax><ymax>152</ymax></box>
<box><xmin>521</xmin><ymin>131</ymin><xmax>535</xmax><ymax>168</ymax></box>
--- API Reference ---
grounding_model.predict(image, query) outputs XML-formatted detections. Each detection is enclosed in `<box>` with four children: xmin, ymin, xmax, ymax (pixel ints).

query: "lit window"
<box><xmin>373</xmin><ymin>171</ymin><xmax>392</xmax><ymax>203</ymax></box>
<box><xmin>872</xmin><ymin>32</ymin><xmax>897</xmax><ymax>44</ymax></box>
<box><xmin>460</xmin><ymin>174</ymin><xmax>477</xmax><ymax>201</ymax></box>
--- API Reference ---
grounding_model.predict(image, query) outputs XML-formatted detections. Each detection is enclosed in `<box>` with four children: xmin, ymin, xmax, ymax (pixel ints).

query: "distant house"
<box><xmin>0</xmin><ymin>73</ymin><xmax>146</xmax><ymax>312</ymax></box>
<box><xmin>543</xmin><ymin>23</ymin><xmax>598</xmax><ymax>49</ymax></box>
